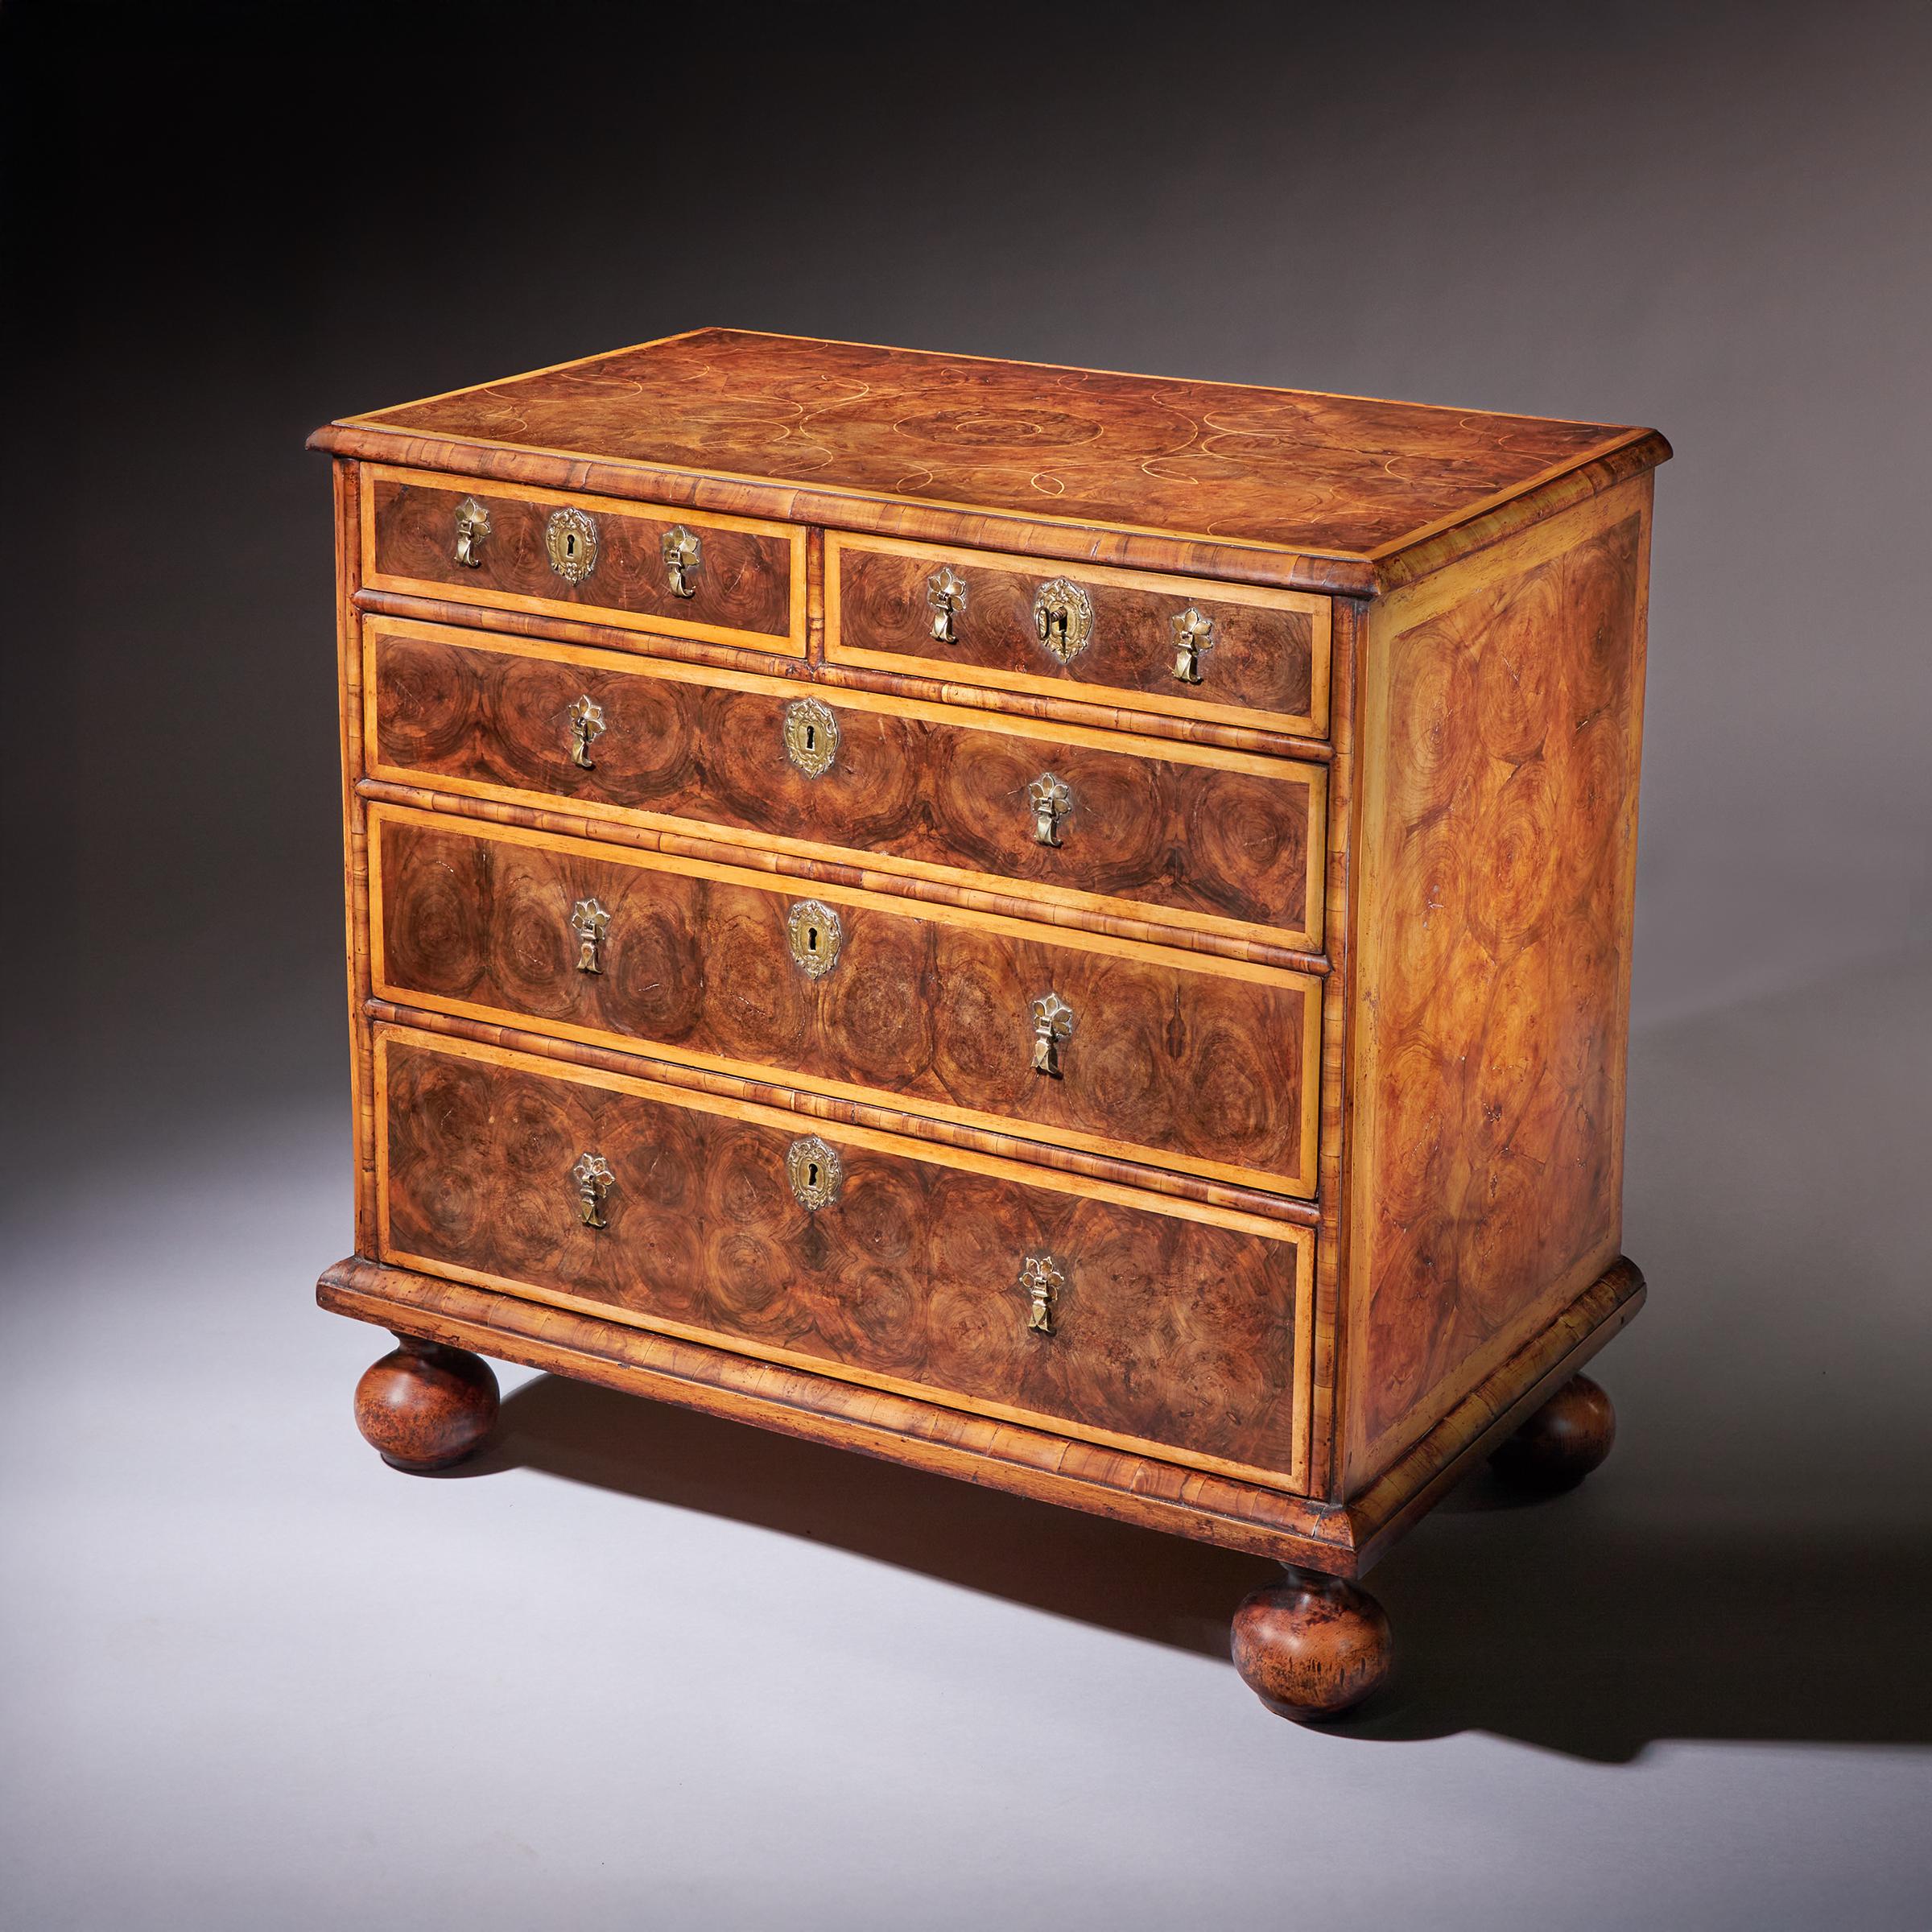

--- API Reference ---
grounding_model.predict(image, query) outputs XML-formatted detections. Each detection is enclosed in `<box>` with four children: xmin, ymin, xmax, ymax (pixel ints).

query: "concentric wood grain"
<box><xmin>367</xmin><ymin>619</ymin><xmax>1323</xmax><ymax>946</ymax></box>
<box><xmin>336</xmin><ymin>328</ymin><xmax>1653</xmax><ymax>557</ymax></box>
<box><xmin>377</xmin><ymin>1033</ymin><xmax>1308</xmax><ymax>1481</ymax></box>
<box><xmin>365</xmin><ymin>468</ymin><xmax>802</xmax><ymax>649</ymax></box>
<box><xmin>371</xmin><ymin>808</ymin><xmax>1319</xmax><ymax>1195</ymax></box>
<box><xmin>1344</xmin><ymin>483</ymin><xmax>1652</xmax><ymax>1483</ymax></box>
<box><xmin>829</xmin><ymin>535</ymin><xmax>1327</xmax><ymax>734</ymax></box>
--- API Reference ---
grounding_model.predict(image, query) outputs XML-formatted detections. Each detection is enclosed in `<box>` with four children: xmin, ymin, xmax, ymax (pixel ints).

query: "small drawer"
<box><xmin>366</xmin><ymin>617</ymin><xmax>1327</xmax><ymax>949</ymax></box>
<box><xmin>828</xmin><ymin>534</ymin><xmax>1330</xmax><ymax>737</ymax></box>
<box><xmin>377</xmin><ymin>1028</ymin><xmax>1313</xmax><ymax>1488</ymax></box>
<box><xmin>369</xmin><ymin>807</ymin><xmax>1323</xmax><ymax>1196</ymax></box>
<box><xmin>362</xmin><ymin>464</ymin><xmax>806</xmax><ymax>654</ymax></box>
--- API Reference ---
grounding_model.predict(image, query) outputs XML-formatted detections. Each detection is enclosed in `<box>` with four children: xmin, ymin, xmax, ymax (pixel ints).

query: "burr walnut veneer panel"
<box><xmin>370</xmin><ymin>807</ymin><xmax>1321</xmax><ymax>1195</ymax></box>
<box><xmin>1344</xmin><ymin>481</ymin><xmax>1653</xmax><ymax>1483</ymax></box>
<box><xmin>377</xmin><ymin>1030</ymin><xmax>1311</xmax><ymax>1487</ymax></box>
<box><xmin>327</xmin><ymin>329</ymin><xmax>1657</xmax><ymax>573</ymax></box>
<box><xmin>366</xmin><ymin>617</ymin><xmax>1325</xmax><ymax>949</ymax></box>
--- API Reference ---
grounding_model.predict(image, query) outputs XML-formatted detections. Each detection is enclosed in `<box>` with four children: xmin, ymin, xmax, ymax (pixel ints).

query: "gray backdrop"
<box><xmin>3</xmin><ymin>4</ymin><xmax>1928</xmax><ymax>1927</ymax></box>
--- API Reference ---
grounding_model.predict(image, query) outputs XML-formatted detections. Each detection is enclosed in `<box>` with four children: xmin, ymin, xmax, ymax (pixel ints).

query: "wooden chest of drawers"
<box><xmin>312</xmin><ymin>330</ymin><xmax>1668</xmax><ymax>1720</ymax></box>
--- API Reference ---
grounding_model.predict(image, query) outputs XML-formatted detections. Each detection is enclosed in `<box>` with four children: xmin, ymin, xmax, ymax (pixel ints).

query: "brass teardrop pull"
<box><xmin>572</xmin><ymin>1152</ymin><xmax>614</xmax><ymax>1229</ymax></box>
<box><xmin>453</xmin><ymin>497</ymin><xmax>490</xmax><ymax>568</ymax></box>
<box><xmin>1030</xmin><ymin>991</ymin><xmax>1075</xmax><ymax>1076</ymax></box>
<box><xmin>567</xmin><ymin>695</ymin><xmax>605</xmax><ymax>770</ymax></box>
<box><xmin>1027</xmin><ymin>772</ymin><xmax>1071</xmax><ymax>847</ymax></box>
<box><xmin>570</xmin><ymin>898</ymin><xmax>610</xmax><ymax>974</ymax></box>
<box><xmin>1019</xmin><ymin>1253</ymin><xmax>1063</xmax><ymax>1335</ymax></box>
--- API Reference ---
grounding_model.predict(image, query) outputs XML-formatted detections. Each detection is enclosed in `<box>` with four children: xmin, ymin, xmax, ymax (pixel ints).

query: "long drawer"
<box><xmin>362</xmin><ymin>465</ymin><xmax>807</xmax><ymax>654</ymax></box>
<box><xmin>376</xmin><ymin>1026</ymin><xmax>1313</xmax><ymax>1488</ymax></box>
<box><xmin>828</xmin><ymin>532</ymin><xmax>1331</xmax><ymax>737</ymax></box>
<box><xmin>369</xmin><ymin>805</ymin><xmax>1322</xmax><ymax>1196</ymax></box>
<box><xmin>365</xmin><ymin>617</ymin><xmax>1327</xmax><ymax>950</ymax></box>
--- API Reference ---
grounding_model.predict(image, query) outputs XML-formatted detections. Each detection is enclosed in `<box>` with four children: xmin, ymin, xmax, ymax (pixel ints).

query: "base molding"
<box><xmin>317</xmin><ymin>1253</ymin><xmax>1643</xmax><ymax>1578</ymax></box>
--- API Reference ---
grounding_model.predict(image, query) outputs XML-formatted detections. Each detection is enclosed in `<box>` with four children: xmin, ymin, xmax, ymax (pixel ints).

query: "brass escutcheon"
<box><xmin>453</xmin><ymin>496</ymin><xmax>490</xmax><ymax>568</ymax></box>
<box><xmin>1019</xmin><ymin>1253</ymin><xmax>1063</xmax><ymax>1335</ymax></box>
<box><xmin>662</xmin><ymin>524</ymin><xmax>702</xmax><ymax>598</ymax></box>
<box><xmin>545</xmin><ymin>506</ymin><xmax>599</xmax><ymax>584</ymax></box>
<box><xmin>1170</xmin><ymin>606</ymin><xmax>1216</xmax><ymax>684</ymax></box>
<box><xmin>786</xmin><ymin>898</ymin><xmax>842</xmax><ymax>978</ymax></box>
<box><xmin>1031</xmin><ymin>577</ymin><xmax>1094</xmax><ymax>664</ymax></box>
<box><xmin>785</xmin><ymin>1134</ymin><xmax>841</xmax><ymax>1211</ymax></box>
<box><xmin>572</xmin><ymin>1151</ymin><xmax>614</xmax><ymax>1229</ymax></box>
<box><xmin>1030</xmin><ymin>990</ymin><xmax>1075</xmax><ymax>1077</ymax></box>
<box><xmin>927</xmin><ymin>564</ymin><xmax>968</xmax><ymax>644</ymax></box>
<box><xmin>570</xmin><ymin>897</ymin><xmax>610</xmax><ymax>974</ymax></box>
<box><xmin>1027</xmin><ymin>771</ymin><xmax>1071</xmax><ymax>847</ymax></box>
<box><xmin>567</xmin><ymin>695</ymin><xmax>605</xmax><ymax>770</ymax></box>
<box><xmin>782</xmin><ymin>697</ymin><xmax>840</xmax><ymax>778</ymax></box>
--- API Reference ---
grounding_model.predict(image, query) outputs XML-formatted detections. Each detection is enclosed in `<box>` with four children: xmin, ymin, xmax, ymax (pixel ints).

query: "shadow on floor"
<box><xmin>447</xmin><ymin>1370</ymin><xmax>1932</xmax><ymax>1761</ymax></box>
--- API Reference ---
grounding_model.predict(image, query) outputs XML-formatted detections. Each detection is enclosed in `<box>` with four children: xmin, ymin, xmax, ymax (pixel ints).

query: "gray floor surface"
<box><xmin>2</xmin><ymin>956</ymin><xmax>1928</xmax><ymax>1930</ymax></box>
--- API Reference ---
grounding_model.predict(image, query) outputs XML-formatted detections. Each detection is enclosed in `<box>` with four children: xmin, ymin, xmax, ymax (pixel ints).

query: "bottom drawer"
<box><xmin>376</xmin><ymin>1027</ymin><xmax>1313</xmax><ymax>1489</ymax></box>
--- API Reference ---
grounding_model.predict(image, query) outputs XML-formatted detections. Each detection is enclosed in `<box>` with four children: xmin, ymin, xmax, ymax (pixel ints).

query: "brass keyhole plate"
<box><xmin>1031</xmin><ymin>577</ymin><xmax>1094</xmax><ymax>664</ymax></box>
<box><xmin>545</xmin><ymin>506</ymin><xmax>599</xmax><ymax>584</ymax></box>
<box><xmin>786</xmin><ymin>1133</ymin><xmax>842</xmax><ymax>1210</ymax></box>
<box><xmin>782</xmin><ymin>697</ymin><xmax>840</xmax><ymax>778</ymax></box>
<box><xmin>786</xmin><ymin>898</ymin><xmax>843</xmax><ymax>978</ymax></box>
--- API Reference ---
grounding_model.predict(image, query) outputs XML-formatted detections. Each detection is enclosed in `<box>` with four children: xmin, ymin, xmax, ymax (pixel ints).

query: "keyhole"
<box><xmin>565</xmin><ymin>533</ymin><xmax>576</xmax><ymax>558</ymax></box>
<box><xmin>804</xmin><ymin>724</ymin><xmax>816</xmax><ymax>752</ymax></box>
<box><xmin>807</xmin><ymin>925</ymin><xmax>819</xmax><ymax>954</ymax></box>
<box><xmin>807</xmin><ymin>1160</ymin><xmax>820</xmax><ymax>1189</ymax></box>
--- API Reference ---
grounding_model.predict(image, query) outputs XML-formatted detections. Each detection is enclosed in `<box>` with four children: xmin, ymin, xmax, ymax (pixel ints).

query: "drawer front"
<box><xmin>828</xmin><ymin>534</ymin><xmax>1330</xmax><ymax>737</ymax></box>
<box><xmin>378</xmin><ymin>1029</ymin><xmax>1312</xmax><ymax>1486</ymax></box>
<box><xmin>367</xmin><ymin>619</ymin><xmax>1326</xmax><ymax>948</ymax></box>
<box><xmin>371</xmin><ymin>808</ymin><xmax>1321</xmax><ymax>1195</ymax></box>
<box><xmin>363</xmin><ymin>465</ymin><xmax>806</xmax><ymax>654</ymax></box>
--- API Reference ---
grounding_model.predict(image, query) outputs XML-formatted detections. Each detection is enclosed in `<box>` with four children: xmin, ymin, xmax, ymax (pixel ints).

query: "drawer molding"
<box><xmin>372</xmin><ymin>1024</ymin><xmax>1316</xmax><ymax>1494</ymax></box>
<box><xmin>367</xmin><ymin>803</ymin><xmax>1325</xmax><ymax>1197</ymax></box>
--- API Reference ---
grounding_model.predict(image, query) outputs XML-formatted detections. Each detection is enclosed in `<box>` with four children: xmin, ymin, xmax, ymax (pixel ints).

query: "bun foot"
<box><xmin>1490</xmin><ymin>1373</ymin><xmax>1616</xmax><ymax>1491</ymax></box>
<box><xmin>1232</xmin><ymin>1567</ymin><xmax>1392</xmax><ymax>1722</ymax></box>
<box><xmin>354</xmin><ymin>1335</ymin><xmax>499</xmax><ymax>1472</ymax></box>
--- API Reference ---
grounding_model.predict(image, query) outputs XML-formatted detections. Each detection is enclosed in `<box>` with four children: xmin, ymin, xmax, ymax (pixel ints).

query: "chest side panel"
<box><xmin>1343</xmin><ymin>477</ymin><xmax>1652</xmax><ymax>1489</ymax></box>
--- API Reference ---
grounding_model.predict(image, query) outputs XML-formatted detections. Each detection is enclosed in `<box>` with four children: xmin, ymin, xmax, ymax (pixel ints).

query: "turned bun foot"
<box><xmin>1232</xmin><ymin>1567</ymin><xmax>1392</xmax><ymax>1722</ymax></box>
<box><xmin>353</xmin><ymin>1335</ymin><xmax>499</xmax><ymax>1472</ymax></box>
<box><xmin>1490</xmin><ymin>1372</ymin><xmax>1616</xmax><ymax>1491</ymax></box>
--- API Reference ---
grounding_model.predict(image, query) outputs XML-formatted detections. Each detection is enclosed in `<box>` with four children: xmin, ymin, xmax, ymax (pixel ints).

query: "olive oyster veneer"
<box><xmin>312</xmin><ymin>328</ymin><xmax>1668</xmax><ymax>1720</ymax></box>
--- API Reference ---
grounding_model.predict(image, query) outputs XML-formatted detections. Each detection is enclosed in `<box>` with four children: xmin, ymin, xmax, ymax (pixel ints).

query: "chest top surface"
<box><xmin>323</xmin><ymin>328</ymin><xmax>1666</xmax><ymax>568</ymax></box>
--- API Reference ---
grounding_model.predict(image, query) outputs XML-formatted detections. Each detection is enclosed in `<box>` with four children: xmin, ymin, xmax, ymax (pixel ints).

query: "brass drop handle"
<box><xmin>1030</xmin><ymin>991</ymin><xmax>1075</xmax><ymax>1077</ymax></box>
<box><xmin>1019</xmin><ymin>1253</ymin><xmax>1063</xmax><ymax>1335</ymax></box>
<box><xmin>1032</xmin><ymin>577</ymin><xmax>1094</xmax><ymax>663</ymax></box>
<box><xmin>662</xmin><ymin>524</ymin><xmax>702</xmax><ymax>599</ymax></box>
<box><xmin>1028</xmin><ymin>772</ymin><xmax>1071</xmax><ymax>847</ymax></box>
<box><xmin>927</xmin><ymin>565</ymin><xmax>968</xmax><ymax>644</ymax></box>
<box><xmin>572</xmin><ymin>1152</ymin><xmax>614</xmax><ymax>1229</ymax></box>
<box><xmin>1170</xmin><ymin>606</ymin><xmax>1215</xmax><ymax>684</ymax></box>
<box><xmin>453</xmin><ymin>497</ymin><xmax>490</xmax><ymax>568</ymax></box>
<box><xmin>571</xmin><ymin>897</ymin><xmax>610</xmax><ymax>974</ymax></box>
<box><xmin>786</xmin><ymin>1134</ymin><xmax>842</xmax><ymax>1209</ymax></box>
<box><xmin>568</xmin><ymin>695</ymin><xmax>605</xmax><ymax>770</ymax></box>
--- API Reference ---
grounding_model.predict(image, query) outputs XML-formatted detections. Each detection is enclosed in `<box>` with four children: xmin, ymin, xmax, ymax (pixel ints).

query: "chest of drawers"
<box><xmin>312</xmin><ymin>330</ymin><xmax>1668</xmax><ymax>1720</ymax></box>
